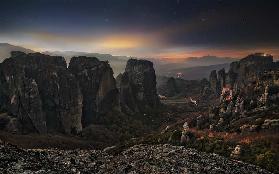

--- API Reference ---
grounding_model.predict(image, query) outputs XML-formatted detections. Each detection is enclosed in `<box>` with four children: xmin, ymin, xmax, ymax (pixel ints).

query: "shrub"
<box><xmin>256</xmin><ymin>151</ymin><xmax>278</xmax><ymax>172</ymax></box>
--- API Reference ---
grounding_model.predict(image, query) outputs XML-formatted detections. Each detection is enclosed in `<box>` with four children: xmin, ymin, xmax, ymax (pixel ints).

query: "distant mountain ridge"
<box><xmin>185</xmin><ymin>56</ymin><xmax>237</xmax><ymax>66</ymax></box>
<box><xmin>158</xmin><ymin>63</ymin><xmax>231</xmax><ymax>80</ymax></box>
<box><xmin>0</xmin><ymin>43</ymin><xmax>34</xmax><ymax>61</ymax></box>
<box><xmin>0</xmin><ymin>43</ymin><xmax>236</xmax><ymax>78</ymax></box>
<box><xmin>43</xmin><ymin>50</ymin><xmax>130</xmax><ymax>76</ymax></box>
<box><xmin>154</xmin><ymin>56</ymin><xmax>236</xmax><ymax>74</ymax></box>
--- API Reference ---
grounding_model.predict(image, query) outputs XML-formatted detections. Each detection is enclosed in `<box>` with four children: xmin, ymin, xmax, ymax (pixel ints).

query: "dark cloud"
<box><xmin>0</xmin><ymin>0</ymin><xmax>278</xmax><ymax>57</ymax></box>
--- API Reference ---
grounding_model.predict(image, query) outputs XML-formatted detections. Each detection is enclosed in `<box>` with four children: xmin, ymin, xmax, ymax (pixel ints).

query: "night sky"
<box><xmin>0</xmin><ymin>0</ymin><xmax>278</xmax><ymax>59</ymax></box>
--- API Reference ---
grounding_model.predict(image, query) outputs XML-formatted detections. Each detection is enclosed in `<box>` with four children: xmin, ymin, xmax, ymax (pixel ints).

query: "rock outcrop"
<box><xmin>209</xmin><ymin>70</ymin><xmax>220</xmax><ymax>95</ymax></box>
<box><xmin>69</xmin><ymin>56</ymin><xmax>119</xmax><ymax>126</ymax></box>
<box><xmin>0</xmin><ymin>53</ymin><xmax>163</xmax><ymax>134</ymax></box>
<box><xmin>0</xmin><ymin>52</ymin><xmax>83</xmax><ymax>134</ymax></box>
<box><xmin>210</xmin><ymin>53</ymin><xmax>276</xmax><ymax>95</ymax></box>
<box><xmin>119</xmin><ymin>59</ymin><xmax>160</xmax><ymax>113</ymax></box>
<box><xmin>218</xmin><ymin>68</ymin><xmax>226</xmax><ymax>89</ymax></box>
<box><xmin>207</xmin><ymin>53</ymin><xmax>279</xmax><ymax>132</ymax></box>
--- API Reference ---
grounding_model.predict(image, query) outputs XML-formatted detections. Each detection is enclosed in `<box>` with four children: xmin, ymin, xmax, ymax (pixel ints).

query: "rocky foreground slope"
<box><xmin>0</xmin><ymin>142</ymin><xmax>271</xmax><ymax>174</ymax></box>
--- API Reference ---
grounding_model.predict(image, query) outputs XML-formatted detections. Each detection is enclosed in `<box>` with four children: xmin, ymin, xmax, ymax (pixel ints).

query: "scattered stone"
<box><xmin>0</xmin><ymin>143</ymin><xmax>271</xmax><ymax>174</ymax></box>
<box><xmin>230</xmin><ymin>145</ymin><xmax>242</xmax><ymax>159</ymax></box>
<box><xmin>261</xmin><ymin>119</ymin><xmax>279</xmax><ymax>130</ymax></box>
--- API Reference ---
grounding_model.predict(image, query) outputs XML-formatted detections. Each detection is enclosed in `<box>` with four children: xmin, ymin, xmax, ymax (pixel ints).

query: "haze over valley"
<box><xmin>0</xmin><ymin>43</ymin><xmax>245</xmax><ymax>79</ymax></box>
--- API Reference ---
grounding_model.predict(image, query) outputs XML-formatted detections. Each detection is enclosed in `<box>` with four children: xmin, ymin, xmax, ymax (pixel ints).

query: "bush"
<box><xmin>256</xmin><ymin>151</ymin><xmax>278</xmax><ymax>172</ymax></box>
<box><xmin>168</xmin><ymin>130</ymin><xmax>182</xmax><ymax>145</ymax></box>
<box><xmin>240</xmin><ymin>140</ymin><xmax>279</xmax><ymax>172</ymax></box>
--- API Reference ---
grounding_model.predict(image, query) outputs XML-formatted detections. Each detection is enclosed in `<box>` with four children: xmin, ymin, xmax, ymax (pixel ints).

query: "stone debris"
<box><xmin>0</xmin><ymin>143</ymin><xmax>271</xmax><ymax>174</ymax></box>
<box><xmin>230</xmin><ymin>145</ymin><xmax>242</xmax><ymax>159</ymax></box>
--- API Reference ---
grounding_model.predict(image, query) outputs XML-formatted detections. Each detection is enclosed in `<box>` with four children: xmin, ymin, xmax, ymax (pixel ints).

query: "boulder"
<box><xmin>230</xmin><ymin>145</ymin><xmax>241</xmax><ymax>159</ymax></box>
<box><xmin>261</xmin><ymin>119</ymin><xmax>279</xmax><ymax>130</ymax></box>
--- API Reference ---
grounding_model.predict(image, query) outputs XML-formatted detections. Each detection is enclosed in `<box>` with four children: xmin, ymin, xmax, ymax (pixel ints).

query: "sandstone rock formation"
<box><xmin>0</xmin><ymin>53</ymin><xmax>163</xmax><ymax>135</ymax></box>
<box><xmin>157</xmin><ymin>76</ymin><xmax>208</xmax><ymax>98</ymax></box>
<box><xmin>69</xmin><ymin>56</ymin><xmax>119</xmax><ymax>126</ymax></box>
<box><xmin>218</xmin><ymin>68</ymin><xmax>226</xmax><ymax>89</ymax></box>
<box><xmin>164</xmin><ymin>77</ymin><xmax>178</xmax><ymax>96</ymax></box>
<box><xmin>209</xmin><ymin>70</ymin><xmax>220</xmax><ymax>95</ymax></box>
<box><xmin>0</xmin><ymin>52</ymin><xmax>83</xmax><ymax>134</ymax></box>
<box><xmin>207</xmin><ymin>53</ymin><xmax>279</xmax><ymax>132</ymax></box>
<box><xmin>210</xmin><ymin>53</ymin><xmax>276</xmax><ymax>95</ymax></box>
<box><xmin>119</xmin><ymin>59</ymin><xmax>160</xmax><ymax>113</ymax></box>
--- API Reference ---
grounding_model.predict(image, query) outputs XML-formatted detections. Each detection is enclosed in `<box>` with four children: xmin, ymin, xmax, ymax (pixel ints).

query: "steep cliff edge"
<box><xmin>0</xmin><ymin>52</ymin><xmax>83</xmax><ymax>134</ymax></box>
<box><xmin>0</xmin><ymin>53</ymin><xmax>162</xmax><ymax>140</ymax></box>
<box><xmin>205</xmin><ymin>53</ymin><xmax>279</xmax><ymax>131</ymax></box>
<box><xmin>119</xmin><ymin>59</ymin><xmax>160</xmax><ymax>114</ymax></box>
<box><xmin>209</xmin><ymin>53</ymin><xmax>277</xmax><ymax>95</ymax></box>
<box><xmin>68</xmin><ymin>56</ymin><xmax>119</xmax><ymax>127</ymax></box>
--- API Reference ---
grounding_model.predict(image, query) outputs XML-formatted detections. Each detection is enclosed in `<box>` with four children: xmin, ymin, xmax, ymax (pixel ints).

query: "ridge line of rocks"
<box><xmin>0</xmin><ymin>51</ymin><xmax>160</xmax><ymax>134</ymax></box>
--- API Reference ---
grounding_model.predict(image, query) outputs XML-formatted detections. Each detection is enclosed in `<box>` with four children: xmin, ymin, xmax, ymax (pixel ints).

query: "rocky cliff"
<box><xmin>205</xmin><ymin>53</ymin><xmax>279</xmax><ymax>131</ymax></box>
<box><xmin>0</xmin><ymin>52</ymin><xmax>83</xmax><ymax>134</ymax></box>
<box><xmin>0</xmin><ymin>53</ymin><xmax>162</xmax><ymax>136</ymax></box>
<box><xmin>119</xmin><ymin>59</ymin><xmax>160</xmax><ymax>114</ymax></box>
<box><xmin>157</xmin><ymin>76</ymin><xmax>210</xmax><ymax>99</ymax></box>
<box><xmin>68</xmin><ymin>56</ymin><xmax>119</xmax><ymax>126</ymax></box>
<box><xmin>209</xmin><ymin>70</ymin><xmax>220</xmax><ymax>95</ymax></box>
<box><xmin>209</xmin><ymin>53</ymin><xmax>277</xmax><ymax>95</ymax></box>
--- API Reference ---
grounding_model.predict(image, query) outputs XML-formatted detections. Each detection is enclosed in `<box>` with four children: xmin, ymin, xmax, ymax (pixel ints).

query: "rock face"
<box><xmin>207</xmin><ymin>53</ymin><xmax>279</xmax><ymax>132</ymax></box>
<box><xmin>0</xmin><ymin>52</ymin><xmax>83</xmax><ymax>134</ymax></box>
<box><xmin>227</xmin><ymin>53</ymin><xmax>275</xmax><ymax>89</ymax></box>
<box><xmin>209</xmin><ymin>70</ymin><xmax>220</xmax><ymax>95</ymax></box>
<box><xmin>210</xmin><ymin>53</ymin><xmax>276</xmax><ymax>95</ymax></box>
<box><xmin>0</xmin><ymin>143</ymin><xmax>271</xmax><ymax>174</ymax></box>
<box><xmin>119</xmin><ymin>59</ymin><xmax>160</xmax><ymax>113</ymax></box>
<box><xmin>165</xmin><ymin>77</ymin><xmax>178</xmax><ymax>97</ymax></box>
<box><xmin>69</xmin><ymin>56</ymin><xmax>119</xmax><ymax>126</ymax></box>
<box><xmin>0</xmin><ymin>53</ymin><xmax>162</xmax><ymax>134</ymax></box>
<box><xmin>218</xmin><ymin>68</ymin><xmax>226</xmax><ymax>89</ymax></box>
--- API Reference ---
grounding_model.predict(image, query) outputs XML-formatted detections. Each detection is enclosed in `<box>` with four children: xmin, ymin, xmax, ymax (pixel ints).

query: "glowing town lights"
<box><xmin>176</xmin><ymin>72</ymin><xmax>183</xmax><ymax>78</ymax></box>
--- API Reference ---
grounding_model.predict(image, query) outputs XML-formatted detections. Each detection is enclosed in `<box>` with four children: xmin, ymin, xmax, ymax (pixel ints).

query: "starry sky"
<box><xmin>0</xmin><ymin>0</ymin><xmax>278</xmax><ymax>59</ymax></box>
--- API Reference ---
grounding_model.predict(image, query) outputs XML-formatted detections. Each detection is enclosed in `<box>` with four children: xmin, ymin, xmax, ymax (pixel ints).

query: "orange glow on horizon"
<box><xmin>155</xmin><ymin>48</ymin><xmax>279</xmax><ymax>60</ymax></box>
<box><xmin>4</xmin><ymin>31</ymin><xmax>279</xmax><ymax>60</ymax></box>
<box><xmin>100</xmin><ymin>35</ymin><xmax>147</xmax><ymax>49</ymax></box>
